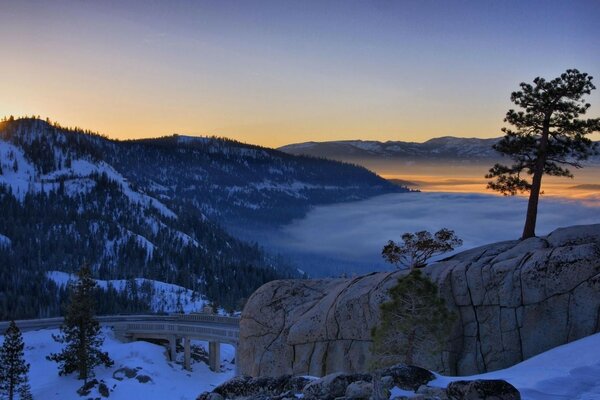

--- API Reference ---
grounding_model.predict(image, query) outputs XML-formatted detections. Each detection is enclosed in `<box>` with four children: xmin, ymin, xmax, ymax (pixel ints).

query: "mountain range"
<box><xmin>0</xmin><ymin>117</ymin><xmax>405</xmax><ymax>319</ymax></box>
<box><xmin>279</xmin><ymin>136</ymin><xmax>600</xmax><ymax>164</ymax></box>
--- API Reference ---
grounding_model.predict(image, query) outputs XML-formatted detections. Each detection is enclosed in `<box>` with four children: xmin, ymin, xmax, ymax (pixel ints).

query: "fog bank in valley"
<box><xmin>268</xmin><ymin>192</ymin><xmax>600</xmax><ymax>275</ymax></box>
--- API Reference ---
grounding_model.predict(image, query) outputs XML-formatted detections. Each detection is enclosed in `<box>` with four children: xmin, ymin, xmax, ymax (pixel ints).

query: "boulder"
<box><xmin>196</xmin><ymin>366</ymin><xmax>520</xmax><ymax>400</ymax></box>
<box><xmin>416</xmin><ymin>385</ymin><xmax>449</xmax><ymax>400</ymax></box>
<box><xmin>345</xmin><ymin>380</ymin><xmax>373</xmax><ymax>399</ymax></box>
<box><xmin>239</xmin><ymin>224</ymin><xmax>600</xmax><ymax>376</ymax></box>
<box><xmin>446</xmin><ymin>380</ymin><xmax>520</xmax><ymax>400</ymax></box>
<box><xmin>198</xmin><ymin>375</ymin><xmax>313</xmax><ymax>400</ymax></box>
<box><xmin>302</xmin><ymin>372</ymin><xmax>371</xmax><ymax>400</ymax></box>
<box><xmin>382</xmin><ymin>365</ymin><xmax>436</xmax><ymax>391</ymax></box>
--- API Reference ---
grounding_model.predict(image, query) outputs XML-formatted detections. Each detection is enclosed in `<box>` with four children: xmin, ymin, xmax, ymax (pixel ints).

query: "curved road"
<box><xmin>0</xmin><ymin>314</ymin><xmax>240</xmax><ymax>372</ymax></box>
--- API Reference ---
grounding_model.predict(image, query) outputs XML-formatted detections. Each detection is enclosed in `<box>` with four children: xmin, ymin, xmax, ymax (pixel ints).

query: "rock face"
<box><xmin>239</xmin><ymin>224</ymin><xmax>600</xmax><ymax>376</ymax></box>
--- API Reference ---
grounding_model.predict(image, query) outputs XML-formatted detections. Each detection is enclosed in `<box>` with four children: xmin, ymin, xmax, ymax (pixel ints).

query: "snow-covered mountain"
<box><xmin>279</xmin><ymin>136</ymin><xmax>600</xmax><ymax>164</ymax></box>
<box><xmin>0</xmin><ymin>117</ymin><xmax>404</xmax><ymax>320</ymax></box>
<box><xmin>47</xmin><ymin>271</ymin><xmax>211</xmax><ymax>314</ymax></box>
<box><xmin>106</xmin><ymin>133</ymin><xmax>406</xmax><ymax>229</ymax></box>
<box><xmin>279</xmin><ymin>137</ymin><xmax>501</xmax><ymax>160</ymax></box>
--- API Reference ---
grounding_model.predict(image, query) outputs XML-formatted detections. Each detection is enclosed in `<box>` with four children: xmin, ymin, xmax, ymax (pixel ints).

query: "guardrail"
<box><xmin>0</xmin><ymin>313</ymin><xmax>241</xmax><ymax>373</ymax></box>
<box><xmin>0</xmin><ymin>313</ymin><xmax>240</xmax><ymax>334</ymax></box>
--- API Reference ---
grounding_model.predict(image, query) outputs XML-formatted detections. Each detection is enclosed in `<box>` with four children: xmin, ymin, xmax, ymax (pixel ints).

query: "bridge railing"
<box><xmin>0</xmin><ymin>313</ymin><xmax>240</xmax><ymax>334</ymax></box>
<box><xmin>124</xmin><ymin>322</ymin><xmax>239</xmax><ymax>343</ymax></box>
<box><xmin>172</xmin><ymin>313</ymin><xmax>240</xmax><ymax>326</ymax></box>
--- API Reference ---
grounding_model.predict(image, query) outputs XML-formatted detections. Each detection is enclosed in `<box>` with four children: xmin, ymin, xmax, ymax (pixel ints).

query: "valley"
<box><xmin>0</xmin><ymin>118</ymin><xmax>405</xmax><ymax>319</ymax></box>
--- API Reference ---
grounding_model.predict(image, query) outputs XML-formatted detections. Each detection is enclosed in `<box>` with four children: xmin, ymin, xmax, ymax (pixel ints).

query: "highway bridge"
<box><xmin>0</xmin><ymin>314</ymin><xmax>240</xmax><ymax>372</ymax></box>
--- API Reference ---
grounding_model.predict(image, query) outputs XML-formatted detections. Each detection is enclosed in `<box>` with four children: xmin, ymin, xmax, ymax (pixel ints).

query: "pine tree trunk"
<box><xmin>405</xmin><ymin>329</ymin><xmax>416</xmax><ymax>365</ymax></box>
<box><xmin>522</xmin><ymin>118</ymin><xmax>550</xmax><ymax>239</ymax></box>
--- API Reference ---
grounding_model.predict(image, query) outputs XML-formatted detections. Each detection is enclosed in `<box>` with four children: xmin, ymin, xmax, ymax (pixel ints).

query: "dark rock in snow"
<box><xmin>77</xmin><ymin>379</ymin><xmax>99</xmax><ymax>396</ymax></box>
<box><xmin>447</xmin><ymin>380</ymin><xmax>521</xmax><ymax>400</ymax></box>
<box><xmin>198</xmin><ymin>375</ymin><xmax>313</xmax><ymax>400</ymax></box>
<box><xmin>382</xmin><ymin>364</ymin><xmax>436</xmax><ymax>391</ymax></box>
<box><xmin>196</xmin><ymin>365</ymin><xmax>521</xmax><ymax>400</ymax></box>
<box><xmin>112</xmin><ymin>367</ymin><xmax>138</xmax><ymax>380</ymax></box>
<box><xmin>98</xmin><ymin>382</ymin><xmax>110</xmax><ymax>398</ymax></box>
<box><xmin>135</xmin><ymin>375</ymin><xmax>153</xmax><ymax>384</ymax></box>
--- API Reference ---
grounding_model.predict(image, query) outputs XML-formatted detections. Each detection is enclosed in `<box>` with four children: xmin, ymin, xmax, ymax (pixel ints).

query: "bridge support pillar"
<box><xmin>234</xmin><ymin>344</ymin><xmax>239</xmax><ymax>376</ymax></box>
<box><xmin>184</xmin><ymin>337</ymin><xmax>192</xmax><ymax>371</ymax></box>
<box><xmin>169</xmin><ymin>335</ymin><xmax>177</xmax><ymax>362</ymax></box>
<box><xmin>209</xmin><ymin>341</ymin><xmax>220</xmax><ymax>372</ymax></box>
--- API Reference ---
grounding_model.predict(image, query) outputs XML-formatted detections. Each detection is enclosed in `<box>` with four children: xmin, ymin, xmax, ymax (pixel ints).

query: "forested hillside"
<box><xmin>0</xmin><ymin>117</ymin><xmax>403</xmax><ymax>319</ymax></box>
<box><xmin>104</xmin><ymin>134</ymin><xmax>403</xmax><ymax>230</ymax></box>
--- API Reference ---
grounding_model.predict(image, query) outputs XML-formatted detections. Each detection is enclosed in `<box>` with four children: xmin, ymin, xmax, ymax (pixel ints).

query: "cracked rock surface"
<box><xmin>239</xmin><ymin>224</ymin><xmax>600</xmax><ymax>376</ymax></box>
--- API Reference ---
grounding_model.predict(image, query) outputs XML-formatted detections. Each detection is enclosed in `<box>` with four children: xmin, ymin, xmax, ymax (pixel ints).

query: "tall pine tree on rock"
<box><xmin>486</xmin><ymin>69</ymin><xmax>600</xmax><ymax>239</ymax></box>
<box><xmin>0</xmin><ymin>321</ymin><xmax>30</xmax><ymax>400</ymax></box>
<box><xmin>47</xmin><ymin>265</ymin><xmax>113</xmax><ymax>383</ymax></box>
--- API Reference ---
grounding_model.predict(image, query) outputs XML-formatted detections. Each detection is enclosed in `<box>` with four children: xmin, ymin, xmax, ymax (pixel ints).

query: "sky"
<box><xmin>1</xmin><ymin>0</ymin><xmax>599</xmax><ymax>147</ymax></box>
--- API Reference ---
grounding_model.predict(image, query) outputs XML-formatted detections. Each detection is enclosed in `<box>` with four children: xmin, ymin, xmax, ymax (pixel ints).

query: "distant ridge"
<box><xmin>279</xmin><ymin>137</ymin><xmax>600</xmax><ymax>164</ymax></box>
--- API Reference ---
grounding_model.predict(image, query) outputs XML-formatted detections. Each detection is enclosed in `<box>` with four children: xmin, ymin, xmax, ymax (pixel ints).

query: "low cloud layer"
<box><xmin>273</xmin><ymin>192</ymin><xmax>600</xmax><ymax>267</ymax></box>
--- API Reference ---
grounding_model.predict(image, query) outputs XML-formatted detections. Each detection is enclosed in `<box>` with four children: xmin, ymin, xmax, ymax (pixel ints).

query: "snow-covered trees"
<box><xmin>0</xmin><ymin>321</ymin><xmax>31</xmax><ymax>400</ymax></box>
<box><xmin>47</xmin><ymin>266</ymin><xmax>113</xmax><ymax>383</ymax></box>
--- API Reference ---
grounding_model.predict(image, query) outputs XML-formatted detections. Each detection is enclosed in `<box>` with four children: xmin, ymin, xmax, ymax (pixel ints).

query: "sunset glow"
<box><xmin>1</xmin><ymin>0</ymin><xmax>599</xmax><ymax>146</ymax></box>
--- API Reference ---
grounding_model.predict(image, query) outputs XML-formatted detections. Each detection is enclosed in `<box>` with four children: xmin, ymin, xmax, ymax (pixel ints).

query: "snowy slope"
<box><xmin>0</xmin><ymin>119</ymin><xmax>292</xmax><ymax>316</ymax></box>
<box><xmin>47</xmin><ymin>271</ymin><xmax>209</xmax><ymax>313</ymax></box>
<box><xmin>428</xmin><ymin>332</ymin><xmax>600</xmax><ymax>399</ymax></box>
<box><xmin>0</xmin><ymin>140</ymin><xmax>38</xmax><ymax>199</ymax></box>
<box><xmin>0</xmin><ymin>137</ymin><xmax>177</xmax><ymax>218</ymax></box>
<box><xmin>0</xmin><ymin>233</ymin><xmax>11</xmax><ymax>247</ymax></box>
<box><xmin>5</xmin><ymin>329</ymin><xmax>600</xmax><ymax>399</ymax></box>
<box><xmin>17</xmin><ymin>328</ymin><xmax>235</xmax><ymax>400</ymax></box>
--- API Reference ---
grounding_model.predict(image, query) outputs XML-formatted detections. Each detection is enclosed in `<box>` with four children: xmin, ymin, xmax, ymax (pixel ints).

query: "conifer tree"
<box><xmin>486</xmin><ymin>69</ymin><xmax>600</xmax><ymax>239</ymax></box>
<box><xmin>0</xmin><ymin>321</ymin><xmax>30</xmax><ymax>400</ymax></box>
<box><xmin>18</xmin><ymin>383</ymin><xmax>33</xmax><ymax>400</ymax></box>
<box><xmin>382</xmin><ymin>228</ymin><xmax>462</xmax><ymax>270</ymax></box>
<box><xmin>371</xmin><ymin>270</ymin><xmax>455</xmax><ymax>368</ymax></box>
<box><xmin>47</xmin><ymin>265</ymin><xmax>113</xmax><ymax>383</ymax></box>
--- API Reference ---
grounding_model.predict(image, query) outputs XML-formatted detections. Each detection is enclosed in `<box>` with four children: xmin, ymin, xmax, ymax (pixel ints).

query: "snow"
<box><xmin>4</xmin><ymin>327</ymin><xmax>600</xmax><ymax>398</ymax></box>
<box><xmin>132</xmin><ymin>233</ymin><xmax>156</xmax><ymax>259</ymax></box>
<box><xmin>0</xmin><ymin>138</ymin><xmax>177</xmax><ymax>220</ymax></box>
<box><xmin>347</xmin><ymin>140</ymin><xmax>383</xmax><ymax>152</ymax></box>
<box><xmin>44</xmin><ymin>159</ymin><xmax>178</xmax><ymax>219</ymax></box>
<box><xmin>47</xmin><ymin>272</ymin><xmax>208</xmax><ymax>313</ymax></box>
<box><xmin>0</xmin><ymin>233</ymin><xmax>11</xmax><ymax>247</ymax></box>
<box><xmin>175</xmin><ymin>230</ymin><xmax>200</xmax><ymax>247</ymax></box>
<box><xmin>10</xmin><ymin>328</ymin><xmax>235</xmax><ymax>400</ymax></box>
<box><xmin>426</xmin><ymin>332</ymin><xmax>600</xmax><ymax>399</ymax></box>
<box><xmin>0</xmin><ymin>140</ymin><xmax>38</xmax><ymax>199</ymax></box>
<box><xmin>390</xmin><ymin>386</ymin><xmax>420</xmax><ymax>398</ymax></box>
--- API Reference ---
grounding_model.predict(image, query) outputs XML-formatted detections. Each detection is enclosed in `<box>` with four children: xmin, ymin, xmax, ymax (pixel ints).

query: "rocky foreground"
<box><xmin>239</xmin><ymin>224</ymin><xmax>600</xmax><ymax>376</ymax></box>
<box><xmin>197</xmin><ymin>364</ymin><xmax>520</xmax><ymax>400</ymax></box>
